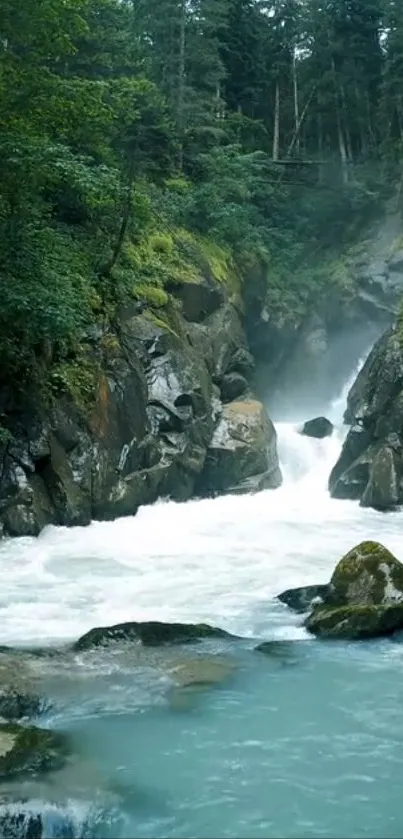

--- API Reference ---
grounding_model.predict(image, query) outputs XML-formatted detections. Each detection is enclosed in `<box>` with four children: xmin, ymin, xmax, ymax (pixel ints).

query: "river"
<box><xmin>1</xmin><ymin>356</ymin><xmax>403</xmax><ymax>838</ymax></box>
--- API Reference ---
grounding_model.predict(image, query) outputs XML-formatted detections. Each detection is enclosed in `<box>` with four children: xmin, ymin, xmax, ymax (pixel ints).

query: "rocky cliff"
<box><xmin>0</xmin><ymin>271</ymin><xmax>282</xmax><ymax>537</ymax></box>
<box><xmin>329</xmin><ymin>322</ymin><xmax>403</xmax><ymax>510</ymax></box>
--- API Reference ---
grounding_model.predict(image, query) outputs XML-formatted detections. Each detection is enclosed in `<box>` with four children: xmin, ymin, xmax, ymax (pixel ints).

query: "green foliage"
<box><xmin>49</xmin><ymin>351</ymin><xmax>100</xmax><ymax>413</ymax></box>
<box><xmin>0</xmin><ymin>0</ymin><xmax>402</xmax><ymax>392</ymax></box>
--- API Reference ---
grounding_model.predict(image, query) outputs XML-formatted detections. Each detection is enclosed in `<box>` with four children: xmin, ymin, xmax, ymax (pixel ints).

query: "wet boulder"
<box><xmin>0</xmin><ymin>654</ymin><xmax>43</xmax><ymax>722</ymax></box>
<box><xmin>305</xmin><ymin>603</ymin><xmax>403</xmax><ymax>640</ymax></box>
<box><xmin>0</xmin><ymin>724</ymin><xmax>68</xmax><ymax>779</ymax></box>
<box><xmin>305</xmin><ymin>541</ymin><xmax>403</xmax><ymax>639</ymax></box>
<box><xmin>326</xmin><ymin>541</ymin><xmax>403</xmax><ymax>607</ymax></box>
<box><xmin>197</xmin><ymin>400</ymin><xmax>282</xmax><ymax>496</ymax></box>
<box><xmin>219</xmin><ymin>373</ymin><xmax>249</xmax><ymax>403</ymax></box>
<box><xmin>300</xmin><ymin>417</ymin><xmax>333</xmax><ymax>439</ymax></box>
<box><xmin>74</xmin><ymin>621</ymin><xmax>233</xmax><ymax>652</ymax></box>
<box><xmin>329</xmin><ymin>327</ymin><xmax>403</xmax><ymax>510</ymax></box>
<box><xmin>277</xmin><ymin>584</ymin><xmax>329</xmax><ymax>613</ymax></box>
<box><xmin>360</xmin><ymin>445</ymin><xmax>400</xmax><ymax>510</ymax></box>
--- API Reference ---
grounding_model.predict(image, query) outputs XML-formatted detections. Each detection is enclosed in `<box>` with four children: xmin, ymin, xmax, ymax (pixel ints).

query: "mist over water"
<box><xmin>265</xmin><ymin>325</ymin><xmax>382</xmax><ymax>421</ymax></box>
<box><xmin>2</xmin><ymin>347</ymin><xmax>403</xmax><ymax>838</ymax></box>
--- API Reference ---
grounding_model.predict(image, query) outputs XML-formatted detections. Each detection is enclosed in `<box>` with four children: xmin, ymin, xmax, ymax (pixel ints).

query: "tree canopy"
<box><xmin>0</xmin><ymin>0</ymin><xmax>402</xmax><ymax>380</ymax></box>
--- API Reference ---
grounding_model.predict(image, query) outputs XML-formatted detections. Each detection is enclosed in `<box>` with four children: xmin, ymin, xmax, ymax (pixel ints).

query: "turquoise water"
<box><xmin>18</xmin><ymin>635</ymin><xmax>403</xmax><ymax>839</ymax></box>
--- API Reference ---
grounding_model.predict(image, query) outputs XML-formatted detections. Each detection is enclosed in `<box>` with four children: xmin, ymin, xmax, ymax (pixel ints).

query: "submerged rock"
<box><xmin>74</xmin><ymin>621</ymin><xmax>233</xmax><ymax>652</ymax></box>
<box><xmin>0</xmin><ymin>724</ymin><xmax>67</xmax><ymax>780</ymax></box>
<box><xmin>254</xmin><ymin>640</ymin><xmax>303</xmax><ymax>666</ymax></box>
<box><xmin>0</xmin><ymin>655</ymin><xmax>43</xmax><ymax>722</ymax></box>
<box><xmin>165</xmin><ymin>655</ymin><xmax>237</xmax><ymax>688</ymax></box>
<box><xmin>300</xmin><ymin>417</ymin><xmax>333</xmax><ymax>439</ymax></box>
<box><xmin>277</xmin><ymin>584</ymin><xmax>329</xmax><ymax>613</ymax></box>
<box><xmin>165</xmin><ymin>655</ymin><xmax>237</xmax><ymax>711</ymax></box>
<box><xmin>305</xmin><ymin>541</ymin><xmax>403</xmax><ymax>639</ymax></box>
<box><xmin>197</xmin><ymin>399</ymin><xmax>282</xmax><ymax>496</ymax></box>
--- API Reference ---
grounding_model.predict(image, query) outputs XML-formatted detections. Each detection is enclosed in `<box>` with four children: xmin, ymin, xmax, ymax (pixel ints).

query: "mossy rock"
<box><xmin>328</xmin><ymin>541</ymin><xmax>403</xmax><ymax>607</ymax></box>
<box><xmin>305</xmin><ymin>603</ymin><xmax>403</xmax><ymax>639</ymax></box>
<box><xmin>0</xmin><ymin>654</ymin><xmax>43</xmax><ymax>722</ymax></box>
<box><xmin>74</xmin><ymin>621</ymin><xmax>234</xmax><ymax>652</ymax></box>
<box><xmin>0</xmin><ymin>724</ymin><xmax>68</xmax><ymax>779</ymax></box>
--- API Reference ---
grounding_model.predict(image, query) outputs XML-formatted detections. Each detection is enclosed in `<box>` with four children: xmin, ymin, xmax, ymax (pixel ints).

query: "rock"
<box><xmin>165</xmin><ymin>656</ymin><xmax>237</xmax><ymax>688</ymax></box>
<box><xmin>254</xmin><ymin>640</ymin><xmax>301</xmax><ymax>664</ymax></box>
<box><xmin>0</xmin><ymin>654</ymin><xmax>43</xmax><ymax>722</ymax></box>
<box><xmin>305</xmin><ymin>541</ymin><xmax>403</xmax><ymax>639</ymax></box>
<box><xmin>74</xmin><ymin>621</ymin><xmax>233</xmax><ymax>652</ymax></box>
<box><xmin>166</xmin><ymin>655</ymin><xmax>237</xmax><ymax>711</ymax></box>
<box><xmin>305</xmin><ymin>603</ymin><xmax>403</xmax><ymax>639</ymax></box>
<box><xmin>360</xmin><ymin>445</ymin><xmax>399</xmax><ymax>510</ymax></box>
<box><xmin>0</xmin><ymin>725</ymin><xmax>67</xmax><ymax>779</ymax></box>
<box><xmin>300</xmin><ymin>417</ymin><xmax>333</xmax><ymax>439</ymax></box>
<box><xmin>326</xmin><ymin>541</ymin><xmax>403</xmax><ymax>607</ymax></box>
<box><xmin>197</xmin><ymin>400</ymin><xmax>282</xmax><ymax>496</ymax></box>
<box><xmin>329</xmin><ymin>432</ymin><xmax>374</xmax><ymax>500</ymax></box>
<box><xmin>277</xmin><ymin>584</ymin><xmax>329</xmax><ymax>613</ymax></box>
<box><xmin>226</xmin><ymin>348</ymin><xmax>255</xmax><ymax>379</ymax></box>
<box><xmin>329</xmin><ymin>326</ymin><xmax>403</xmax><ymax>509</ymax></box>
<box><xmin>223</xmin><ymin>471</ymin><xmax>280</xmax><ymax>495</ymax></box>
<box><xmin>219</xmin><ymin>373</ymin><xmax>249</xmax><ymax>403</ymax></box>
<box><xmin>174</xmin><ymin>278</ymin><xmax>224</xmax><ymax>323</ymax></box>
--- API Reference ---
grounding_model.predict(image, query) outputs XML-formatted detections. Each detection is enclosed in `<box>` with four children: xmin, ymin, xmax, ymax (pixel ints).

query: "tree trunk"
<box><xmin>292</xmin><ymin>49</ymin><xmax>300</xmax><ymax>155</ymax></box>
<box><xmin>177</xmin><ymin>0</ymin><xmax>186</xmax><ymax>170</ymax></box>
<box><xmin>340</xmin><ymin>85</ymin><xmax>353</xmax><ymax>161</ymax></box>
<box><xmin>331</xmin><ymin>58</ymin><xmax>348</xmax><ymax>183</ymax></box>
<box><xmin>272</xmin><ymin>80</ymin><xmax>280</xmax><ymax>161</ymax></box>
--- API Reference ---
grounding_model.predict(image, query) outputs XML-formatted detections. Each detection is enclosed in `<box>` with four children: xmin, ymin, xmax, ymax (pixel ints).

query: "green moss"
<box><xmin>49</xmin><ymin>350</ymin><xmax>100</xmax><ymax>414</ymax></box>
<box><xmin>134</xmin><ymin>284</ymin><xmax>169</xmax><ymax>308</ymax></box>
<box><xmin>0</xmin><ymin>723</ymin><xmax>68</xmax><ymax>778</ymax></box>
<box><xmin>145</xmin><ymin>311</ymin><xmax>179</xmax><ymax>338</ymax></box>
<box><xmin>305</xmin><ymin>603</ymin><xmax>403</xmax><ymax>639</ymax></box>
<box><xmin>329</xmin><ymin>540</ymin><xmax>403</xmax><ymax>606</ymax></box>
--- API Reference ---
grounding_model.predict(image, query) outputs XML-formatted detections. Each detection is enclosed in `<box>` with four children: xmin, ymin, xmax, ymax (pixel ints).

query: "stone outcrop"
<box><xmin>289</xmin><ymin>541</ymin><xmax>403</xmax><ymax>640</ymax></box>
<box><xmin>300</xmin><ymin>417</ymin><xmax>333</xmax><ymax>439</ymax></box>
<box><xmin>0</xmin><ymin>272</ymin><xmax>282</xmax><ymax>536</ymax></box>
<box><xmin>329</xmin><ymin>326</ymin><xmax>403</xmax><ymax>509</ymax></box>
<box><xmin>197</xmin><ymin>400</ymin><xmax>282</xmax><ymax>497</ymax></box>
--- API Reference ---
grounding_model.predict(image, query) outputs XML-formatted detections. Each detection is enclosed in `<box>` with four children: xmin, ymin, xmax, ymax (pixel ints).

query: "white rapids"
<box><xmin>1</xmin><ymin>355</ymin><xmax>402</xmax><ymax>648</ymax></box>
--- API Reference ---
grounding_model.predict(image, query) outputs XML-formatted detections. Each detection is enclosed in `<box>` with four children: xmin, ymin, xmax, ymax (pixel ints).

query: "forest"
<box><xmin>1</xmin><ymin>0</ymin><xmax>402</xmax><ymax>385</ymax></box>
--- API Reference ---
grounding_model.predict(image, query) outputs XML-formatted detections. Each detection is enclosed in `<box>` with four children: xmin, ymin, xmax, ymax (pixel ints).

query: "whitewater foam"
<box><xmin>0</xmin><ymin>354</ymin><xmax>402</xmax><ymax>647</ymax></box>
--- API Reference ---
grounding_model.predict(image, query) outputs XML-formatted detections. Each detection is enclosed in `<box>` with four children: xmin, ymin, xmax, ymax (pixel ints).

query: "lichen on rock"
<box><xmin>303</xmin><ymin>540</ymin><xmax>403</xmax><ymax>640</ymax></box>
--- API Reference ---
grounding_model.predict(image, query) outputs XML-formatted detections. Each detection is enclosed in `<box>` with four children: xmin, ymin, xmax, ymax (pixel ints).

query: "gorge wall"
<box><xmin>1</xmin><ymin>207</ymin><xmax>403</xmax><ymax>537</ymax></box>
<box><xmin>0</xmin><ymin>266</ymin><xmax>281</xmax><ymax>538</ymax></box>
